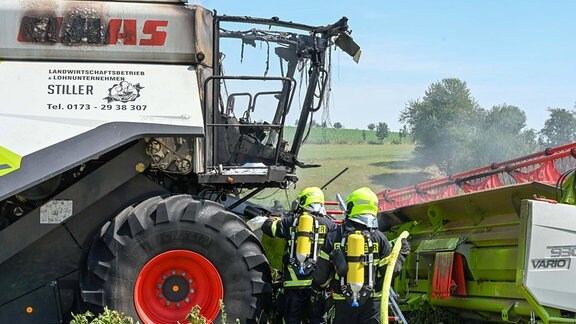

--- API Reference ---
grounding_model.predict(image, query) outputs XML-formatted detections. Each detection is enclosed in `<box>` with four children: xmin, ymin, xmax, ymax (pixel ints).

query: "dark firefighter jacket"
<box><xmin>312</xmin><ymin>220</ymin><xmax>392</xmax><ymax>300</ymax></box>
<box><xmin>262</xmin><ymin>212</ymin><xmax>338</xmax><ymax>288</ymax></box>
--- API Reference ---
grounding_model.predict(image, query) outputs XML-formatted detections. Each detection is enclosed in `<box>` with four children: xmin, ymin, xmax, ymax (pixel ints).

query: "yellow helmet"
<box><xmin>346</xmin><ymin>187</ymin><xmax>379</xmax><ymax>217</ymax></box>
<box><xmin>296</xmin><ymin>187</ymin><xmax>325</xmax><ymax>209</ymax></box>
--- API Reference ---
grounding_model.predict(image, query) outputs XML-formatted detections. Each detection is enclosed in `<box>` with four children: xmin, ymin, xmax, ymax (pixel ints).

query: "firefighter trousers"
<box><xmin>332</xmin><ymin>298</ymin><xmax>380</xmax><ymax>324</ymax></box>
<box><xmin>283</xmin><ymin>288</ymin><xmax>326</xmax><ymax>324</ymax></box>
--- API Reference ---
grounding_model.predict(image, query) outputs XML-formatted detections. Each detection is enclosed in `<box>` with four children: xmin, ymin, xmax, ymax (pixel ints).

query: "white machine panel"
<box><xmin>524</xmin><ymin>200</ymin><xmax>576</xmax><ymax>312</ymax></box>
<box><xmin>0</xmin><ymin>0</ymin><xmax>204</xmax><ymax>63</ymax></box>
<box><xmin>0</xmin><ymin>61</ymin><xmax>203</xmax><ymax>157</ymax></box>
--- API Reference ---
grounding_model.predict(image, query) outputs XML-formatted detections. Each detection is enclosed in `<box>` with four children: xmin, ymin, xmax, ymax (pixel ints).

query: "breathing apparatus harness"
<box><xmin>334</xmin><ymin>191</ymin><xmax>380</xmax><ymax>306</ymax></box>
<box><xmin>288</xmin><ymin>211</ymin><xmax>321</xmax><ymax>276</ymax></box>
<box><xmin>338</xmin><ymin>228</ymin><xmax>376</xmax><ymax>307</ymax></box>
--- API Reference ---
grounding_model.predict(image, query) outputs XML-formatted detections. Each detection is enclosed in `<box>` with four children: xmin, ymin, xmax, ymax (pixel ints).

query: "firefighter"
<box><xmin>313</xmin><ymin>187</ymin><xmax>396</xmax><ymax>324</ymax></box>
<box><xmin>262</xmin><ymin>187</ymin><xmax>338</xmax><ymax>324</ymax></box>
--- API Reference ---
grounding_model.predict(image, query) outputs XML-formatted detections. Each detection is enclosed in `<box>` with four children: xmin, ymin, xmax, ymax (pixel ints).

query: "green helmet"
<box><xmin>346</xmin><ymin>187</ymin><xmax>379</xmax><ymax>217</ymax></box>
<box><xmin>296</xmin><ymin>187</ymin><xmax>325</xmax><ymax>210</ymax></box>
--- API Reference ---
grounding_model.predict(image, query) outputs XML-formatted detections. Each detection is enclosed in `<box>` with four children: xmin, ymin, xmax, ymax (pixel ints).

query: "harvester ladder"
<box><xmin>388</xmin><ymin>287</ymin><xmax>407</xmax><ymax>323</ymax></box>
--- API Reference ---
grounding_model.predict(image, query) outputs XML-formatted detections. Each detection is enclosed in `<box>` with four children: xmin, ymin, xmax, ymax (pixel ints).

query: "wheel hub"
<box><xmin>160</xmin><ymin>271</ymin><xmax>191</xmax><ymax>303</ymax></box>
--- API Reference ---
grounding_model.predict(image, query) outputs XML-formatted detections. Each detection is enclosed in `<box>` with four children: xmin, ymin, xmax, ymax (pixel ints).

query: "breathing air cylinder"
<box><xmin>347</xmin><ymin>231</ymin><xmax>365</xmax><ymax>307</ymax></box>
<box><xmin>295</xmin><ymin>212</ymin><xmax>313</xmax><ymax>274</ymax></box>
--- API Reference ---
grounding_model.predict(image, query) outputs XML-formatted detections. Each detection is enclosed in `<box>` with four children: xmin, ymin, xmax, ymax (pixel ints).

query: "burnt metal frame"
<box><xmin>199</xmin><ymin>13</ymin><xmax>354</xmax><ymax>218</ymax></box>
<box><xmin>211</xmin><ymin>13</ymin><xmax>353</xmax><ymax>168</ymax></box>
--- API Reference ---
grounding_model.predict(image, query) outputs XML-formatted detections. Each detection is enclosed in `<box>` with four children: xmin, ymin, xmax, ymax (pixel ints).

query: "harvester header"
<box><xmin>377</xmin><ymin>143</ymin><xmax>576</xmax><ymax>323</ymax></box>
<box><xmin>378</xmin><ymin>142</ymin><xmax>576</xmax><ymax>212</ymax></box>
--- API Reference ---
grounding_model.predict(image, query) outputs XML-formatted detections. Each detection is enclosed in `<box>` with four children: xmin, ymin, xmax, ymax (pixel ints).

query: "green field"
<box><xmin>250</xmin><ymin>142</ymin><xmax>437</xmax><ymax>209</ymax></box>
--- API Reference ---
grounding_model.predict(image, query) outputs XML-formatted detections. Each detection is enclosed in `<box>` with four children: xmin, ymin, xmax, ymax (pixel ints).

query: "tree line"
<box><xmin>296</xmin><ymin>77</ymin><xmax>574</xmax><ymax>175</ymax></box>
<box><xmin>399</xmin><ymin>78</ymin><xmax>575</xmax><ymax>175</ymax></box>
<box><xmin>303</xmin><ymin>120</ymin><xmax>397</xmax><ymax>143</ymax></box>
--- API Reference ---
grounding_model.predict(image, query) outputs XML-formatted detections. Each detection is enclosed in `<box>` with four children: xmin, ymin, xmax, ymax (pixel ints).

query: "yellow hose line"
<box><xmin>380</xmin><ymin>231</ymin><xmax>410</xmax><ymax>324</ymax></box>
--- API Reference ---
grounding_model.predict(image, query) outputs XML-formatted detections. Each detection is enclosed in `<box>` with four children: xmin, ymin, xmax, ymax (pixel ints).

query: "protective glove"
<box><xmin>400</xmin><ymin>238</ymin><xmax>411</xmax><ymax>256</ymax></box>
<box><xmin>329</xmin><ymin>248</ymin><xmax>348</xmax><ymax>278</ymax></box>
<box><xmin>393</xmin><ymin>238</ymin><xmax>411</xmax><ymax>277</ymax></box>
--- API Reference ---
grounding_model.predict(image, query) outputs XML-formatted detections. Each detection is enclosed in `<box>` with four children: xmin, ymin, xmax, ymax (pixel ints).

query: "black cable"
<box><xmin>252</xmin><ymin>188</ymin><xmax>282</xmax><ymax>200</ymax></box>
<box><xmin>556</xmin><ymin>168</ymin><xmax>575</xmax><ymax>201</ymax></box>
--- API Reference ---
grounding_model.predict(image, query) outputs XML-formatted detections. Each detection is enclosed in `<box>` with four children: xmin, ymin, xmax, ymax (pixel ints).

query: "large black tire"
<box><xmin>81</xmin><ymin>195</ymin><xmax>272</xmax><ymax>323</ymax></box>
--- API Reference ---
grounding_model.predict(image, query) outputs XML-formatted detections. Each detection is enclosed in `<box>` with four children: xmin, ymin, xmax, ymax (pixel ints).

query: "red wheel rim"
<box><xmin>134</xmin><ymin>250</ymin><xmax>223</xmax><ymax>323</ymax></box>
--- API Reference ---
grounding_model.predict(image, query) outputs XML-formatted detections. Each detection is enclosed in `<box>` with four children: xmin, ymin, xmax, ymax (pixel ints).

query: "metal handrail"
<box><xmin>202</xmin><ymin>75</ymin><xmax>295</xmax><ymax>170</ymax></box>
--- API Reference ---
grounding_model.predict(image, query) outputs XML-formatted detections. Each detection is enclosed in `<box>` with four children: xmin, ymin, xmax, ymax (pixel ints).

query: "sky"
<box><xmin>195</xmin><ymin>0</ymin><xmax>576</xmax><ymax>132</ymax></box>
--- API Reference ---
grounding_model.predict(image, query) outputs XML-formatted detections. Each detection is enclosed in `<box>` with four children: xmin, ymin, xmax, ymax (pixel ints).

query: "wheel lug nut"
<box><xmin>188</xmin><ymin>279</ymin><xmax>193</xmax><ymax>283</ymax></box>
<box><xmin>157</xmin><ymin>284</ymin><xmax>162</xmax><ymax>289</ymax></box>
<box><xmin>185</xmin><ymin>297</ymin><xmax>190</xmax><ymax>303</ymax></box>
<box><xmin>166</xmin><ymin>301</ymin><xmax>171</xmax><ymax>306</ymax></box>
<box><xmin>176</xmin><ymin>302</ymin><xmax>181</xmax><ymax>308</ymax></box>
<box><xmin>162</xmin><ymin>275</ymin><xmax>167</xmax><ymax>280</ymax></box>
<box><xmin>190</xmin><ymin>288</ymin><xmax>195</xmax><ymax>294</ymax></box>
<box><xmin>181</xmin><ymin>272</ymin><xmax>186</xmax><ymax>277</ymax></box>
<box><xmin>172</xmin><ymin>270</ymin><xmax>176</xmax><ymax>275</ymax></box>
<box><xmin>158</xmin><ymin>294</ymin><xmax>164</xmax><ymax>299</ymax></box>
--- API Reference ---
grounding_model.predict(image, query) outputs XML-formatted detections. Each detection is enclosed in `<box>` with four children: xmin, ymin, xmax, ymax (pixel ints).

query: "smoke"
<box><xmin>410</xmin><ymin>103</ymin><xmax>539</xmax><ymax>177</ymax></box>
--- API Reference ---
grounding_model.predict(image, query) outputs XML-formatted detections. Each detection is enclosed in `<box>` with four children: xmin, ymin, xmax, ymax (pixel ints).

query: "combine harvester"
<box><xmin>0</xmin><ymin>0</ymin><xmax>361</xmax><ymax>322</ymax></box>
<box><xmin>378</xmin><ymin>143</ymin><xmax>576</xmax><ymax>323</ymax></box>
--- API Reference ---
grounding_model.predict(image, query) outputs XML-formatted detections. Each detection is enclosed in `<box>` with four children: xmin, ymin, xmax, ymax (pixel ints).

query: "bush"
<box><xmin>185</xmin><ymin>305</ymin><xmax>208</xmax><ymax>324</ymax></box>
<box><xmin>70</xmin><ymin>307</ymin><xmax>133</xmax><ymax>324</ymax></box>
<box><xmin>71</xmin><ymin>301</ymin><xmax>233</xmax><ymax>324</ymax></box>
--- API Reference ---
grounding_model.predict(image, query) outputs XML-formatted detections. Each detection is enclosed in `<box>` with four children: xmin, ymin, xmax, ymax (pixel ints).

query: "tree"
<box><xmin>539</xmin><ymin>108</ymin><xmax>576</xmax><ymax>146</ymax></box>
<box><xmin>399</xmin><ymin>125</ymin><xmax>409</xmax><ymax>142</ymax></box>
<box><xmin>367</xmin><ymin>123</ymin><xmax>376</xmax><ymax>131</ymax></box>
<box><xmin>375</xmin><ymin>122</ymin><xmax>389</xmax><ymax>142</ymax></box>
<box><xmin>474</xmin><ymin>104</ymin><xmax>538</xmax><ymax>165</ymax></box>
<box><xmin>334</xmin><ymin>122</ymin><xmax>343</xmax><ymax>129</ymax></box>
<box><xmin>400</xmin><ymin>78</ymin><xmax>479</xmax><ymax>147</ymax></box>
<box><xmin>400</xmin><ymin>79</ymin><xmax>540</xmax><ymax>174</ymax></box>
<box><xmin>400</xmin><ymin>78</ymin><xmax>480</xmax><ymax>173</ymax></box>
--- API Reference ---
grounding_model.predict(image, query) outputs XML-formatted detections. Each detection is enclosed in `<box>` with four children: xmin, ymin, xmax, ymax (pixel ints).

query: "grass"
<box><xmin>250</xmin><ymin>142</ymin><xmax>435</xmax><ymax>209</ymax></box>
<box><xmin>248</xmin><ymin>126</ymin><xmax>421</xmax><ymax>209</ymax></box>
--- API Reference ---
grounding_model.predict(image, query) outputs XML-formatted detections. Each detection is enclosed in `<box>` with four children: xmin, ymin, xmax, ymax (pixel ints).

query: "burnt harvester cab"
<box><xmin>0</xmin><ymin>0</ymin><xmax>361</xmax><ymax>322</ymax></box>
